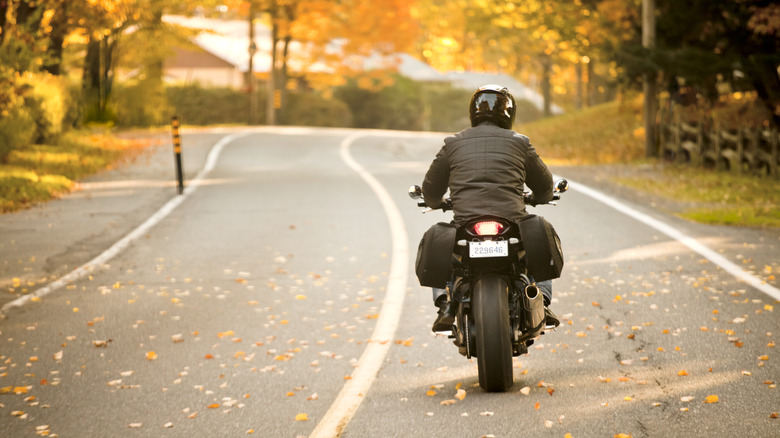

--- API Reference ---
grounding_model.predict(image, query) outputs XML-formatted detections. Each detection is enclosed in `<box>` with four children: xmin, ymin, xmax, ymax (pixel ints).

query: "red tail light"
<box><xmin>473</xmin><ymin>221</ymin><xmax>504</xmax><ymax>236</ymax></box>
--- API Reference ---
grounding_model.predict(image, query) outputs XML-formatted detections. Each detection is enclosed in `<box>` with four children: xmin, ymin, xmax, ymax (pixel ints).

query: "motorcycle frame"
<box><xmin>447</xmin><ymin>216</ymin><xmax>543</xmax><ymax>358</ymax></box>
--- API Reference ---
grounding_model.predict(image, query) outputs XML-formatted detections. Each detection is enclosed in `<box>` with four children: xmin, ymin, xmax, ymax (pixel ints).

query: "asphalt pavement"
<box><xmin>0</xmin><ymin>128</ymin><xmax>778</xmax><ymax>438</ymax></box>
<box><xmin>0</xmin><ymin>131</ymin><xmax>223</xmax><ymax>312</ymax></box>
<box><xmin>4</xmin><ymin>131</ymin><xmax>777</xmax><ymax>314</ymax></box>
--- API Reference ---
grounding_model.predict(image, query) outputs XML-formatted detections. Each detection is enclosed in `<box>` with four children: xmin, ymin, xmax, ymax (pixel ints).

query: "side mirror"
<box><xmin>555</xmin><ymin>179</ymin><xmax>569</xmax><ymax>193</ymax></box>
<box><xmin>408</xmin><ymin>185</ymin><xmax>423</xmax><ymax>200</ymax></box>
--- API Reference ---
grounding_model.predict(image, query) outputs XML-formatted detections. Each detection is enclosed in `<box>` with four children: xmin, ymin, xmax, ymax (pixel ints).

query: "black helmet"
<box><xmin>469</xmin><ymin>84</ymin><xmax>516</xmax><ymax>129</ymax></box>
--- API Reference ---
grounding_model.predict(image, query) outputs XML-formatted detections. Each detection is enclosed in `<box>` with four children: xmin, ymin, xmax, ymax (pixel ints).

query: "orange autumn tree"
<box><xmin>239</xmin><ymin>0</ymin><xmax>420</xmax><ymax>111</ymax></box>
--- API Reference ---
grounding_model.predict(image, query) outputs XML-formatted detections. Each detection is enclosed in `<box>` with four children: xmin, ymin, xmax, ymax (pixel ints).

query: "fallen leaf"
<box><xmin>440</xmin><ymin>399</ymin><xmax>457</xmax><ymax>406</ymax></box>
<box><xmin>703</xmin><ymin>395</ymin><xmax>719</xmax><ymax>404</ymax></box>
<box><xmin>678</xmin><ymin>370</ymin><xmax>689</xmax><ymax>376</ymax></box>
<box><xmin>534</xmin><ymin>402</ymin><xmax>540</xmax><ymax>410</ymax></box>
<box><xmin>681</xmin><ymin>396</ymin><xmax>695</xmax><ymax>402</ymax></box>
<box><xmin>426</xmin><ymin>390</ymin><xmax>436</xmax><ymax>396</ymax></box>
<box><xmin>128</xmin><ymin>423</ymin><xmax>142</xmax><ymax>428</ymax></box>
<box><xmin>146</xmin><ymin>351</ymin><xmax>157</xmax><ymax>361</ymax></box>
<box><xmin>294</xmin><ymin>413</ymin><xmax>309</xmax><ymax>421</ymax></box>
<box><xmin>520</xmin><ymin>386</ymin><xmax>531</xmax><ymax>395</ymax></box>
<box><xmin>455</xmin><ymin>389</ymin><xmax>466</xmax><ymax>401</ymax></box>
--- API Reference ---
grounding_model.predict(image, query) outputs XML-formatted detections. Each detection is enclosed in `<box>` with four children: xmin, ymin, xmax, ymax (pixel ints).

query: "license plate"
<box><xmin>469</xmin><ymin>240</ymin><xmax>509</xmax><ymax>258</ymax></box>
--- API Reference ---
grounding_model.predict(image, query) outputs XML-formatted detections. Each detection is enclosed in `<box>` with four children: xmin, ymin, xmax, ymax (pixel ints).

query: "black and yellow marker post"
<box><xmin>171</xmin><ymin>116</ymin><xmax>184</xmax><ymax>195</ymax></box>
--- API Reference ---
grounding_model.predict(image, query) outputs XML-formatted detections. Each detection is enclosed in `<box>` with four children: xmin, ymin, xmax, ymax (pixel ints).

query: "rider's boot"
<box><xmin>432</xmin><ymin>296</ymin><xmax>455</xmax><ymax>332</ymax></box>
<box><xmin>544</xmin><ymin>306</ymin><xmax>560</xmax><ymax>328</ymax></box>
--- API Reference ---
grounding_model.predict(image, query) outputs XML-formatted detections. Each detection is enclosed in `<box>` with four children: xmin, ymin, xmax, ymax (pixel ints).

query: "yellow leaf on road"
<box><xmin>294</xmin><ymin>413</ymin><xmax>309</xmax><ymax>421</ymax></box>
<box><xmin>704</xmin><ymin>395</ymin><xmax>719</xmax><ymax>404</ymax></box>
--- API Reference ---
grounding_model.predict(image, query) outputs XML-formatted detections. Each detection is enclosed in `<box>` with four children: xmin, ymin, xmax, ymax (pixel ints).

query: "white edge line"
<box><xmin>564</xmin><ymin>176</ymin><xmax>780</xmax><ymax>301</ymax></box>
<box><xmin>1</xmin><ymin>133</ymin><xmax>249</xmax><ymax>314</ymax></box>
<box><xmin>309</xmin><ymin>134</ymin><xmax>409</xmax><ymax>438</ymax></box>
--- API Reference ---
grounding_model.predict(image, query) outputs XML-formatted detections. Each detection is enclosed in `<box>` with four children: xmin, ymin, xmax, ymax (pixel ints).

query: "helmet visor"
<box><xmin>471</xmin><ymin>92</ymin><xmax>513</xmax><ymax>119</ymax></box>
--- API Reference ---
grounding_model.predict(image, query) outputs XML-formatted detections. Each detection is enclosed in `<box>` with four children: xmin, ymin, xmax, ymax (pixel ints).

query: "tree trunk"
<box><xmin>541</xmin><ymin>55</ymin><xmax>552</xmax><ymax>117</ymax></box>
<box><xmin>746</xmin><ymin>55</ymin><xmax>780</xmax><ymax>128</ymax></box>
<box><xmin>15</xmin><ymin>0</ymin><xmax>40</xmax><ymax>32</ymax></box>
<box><xmin>247</xmin><ymin>2</ymin><xmax>257</xmax><ymax>125</ymax></box>
<box><xmin>43</xmin><ymin>0</ymin><xmax>68</xmax><ymax>75</ymax></box>
<box><xmin>265</xmin><ymin>0</ymin><xmax>278</xmax><ymax>126</ymax></box>
<box><xmin>587</xmin><ymin>60</ymin><xmax>595</xmax><ymax>107</ymax></box>
<box><xmin>0</xmin><ymin>1</ymin><xmax>9</xmax><ymax>44</ymax></box>
<box><xmin>642</xmin><ymin>0</ymin><xmax>657</xmax><ymax>157</ymax></box>
<box><xmin>575</xmin><ymin>61</ymin><xmax>583</xmax><ymax>110</ymax></box>
<box><xmin>83</xmin><ymin>38</ymin><xmax>102</xmax><ymax>107</ymax></box>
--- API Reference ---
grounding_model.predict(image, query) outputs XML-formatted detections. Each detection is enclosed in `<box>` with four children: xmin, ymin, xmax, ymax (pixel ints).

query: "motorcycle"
<box><xmin>409</xmin><ymin>179</ymin><xmax>568</xmax><ymax>392</ymax></box>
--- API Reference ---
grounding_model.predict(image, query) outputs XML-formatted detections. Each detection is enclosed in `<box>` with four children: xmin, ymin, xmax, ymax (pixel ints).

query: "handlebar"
<box><xmin>410</xmin><ymin>178</ymin><xmax>568</xmax><ymax>213</ymax></box>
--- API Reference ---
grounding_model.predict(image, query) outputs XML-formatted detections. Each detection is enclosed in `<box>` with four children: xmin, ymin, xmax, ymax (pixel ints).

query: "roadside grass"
<box><xmin>518</xmin><ymin>94</ymin><xmax>647</xmax><ymax>165</ymax></box>
<box><xmin>0</xmin><ymin>133</ymin><xmax>153</xmax><ymax>213</ymax></box>
<box><xmin>616</xmin><ymin>166</ymin><xmax>780</xmax><ymax>227</ymax></box>
<box><xmin>518</xmin><ymin>95</ymin><xmax>780</xmax><ymax>228</ymax></box>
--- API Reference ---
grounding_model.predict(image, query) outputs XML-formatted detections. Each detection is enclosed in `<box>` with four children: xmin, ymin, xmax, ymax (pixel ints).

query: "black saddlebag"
<box><xmin>518</xmin><ymin>215</ymin><xmax>564</xmax><ymax>282</ymax></box>
<box><xmin>415</xmin><ymin>222</ymin><xmax>456</xmax><ymax>288</ymax></box>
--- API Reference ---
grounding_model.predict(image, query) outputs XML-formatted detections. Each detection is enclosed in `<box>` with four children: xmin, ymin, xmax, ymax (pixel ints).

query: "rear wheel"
<box><xmin>473</xmin><ymin>276</ymin><xmax>513</xmax><ymax>392</ymax></box>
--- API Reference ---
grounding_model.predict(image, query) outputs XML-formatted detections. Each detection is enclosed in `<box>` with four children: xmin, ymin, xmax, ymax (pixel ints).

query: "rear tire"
<box><xmin>473</xmin><ymin>276</ymin><xmax>513</xmax><ymax>392</ymax></box>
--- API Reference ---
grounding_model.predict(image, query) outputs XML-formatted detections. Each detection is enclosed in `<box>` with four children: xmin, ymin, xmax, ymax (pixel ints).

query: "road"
<box><xmin>0</xmin><ymin>128</ymin><xmax>778</xmax><ymax>437</ymax></box>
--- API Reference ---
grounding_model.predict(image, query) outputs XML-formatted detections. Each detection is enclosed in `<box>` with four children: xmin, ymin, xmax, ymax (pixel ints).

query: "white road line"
<box><xmin>567</xmin><ymin>178</ymin><xmax>780</xmax><ymax>301</ymax></box>
<box><xmin>310</xmin><ymin>134</ymin><xmax>409</xmax><ymax>438</ymax></box>
<box><xmin>1</xmin><ymin>133</ymin><xmax>249</xmax><ymax>314</ymax></box>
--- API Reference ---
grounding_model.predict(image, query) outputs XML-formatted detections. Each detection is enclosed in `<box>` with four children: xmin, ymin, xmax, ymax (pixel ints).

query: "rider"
<box><xmin>422</xmin><ymin>84</ymin><xmax>560</xmax><ymax>332</ymax></box>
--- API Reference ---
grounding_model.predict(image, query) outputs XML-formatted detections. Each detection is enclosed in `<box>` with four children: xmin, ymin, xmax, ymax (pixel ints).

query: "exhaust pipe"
<box><xmin>522</xmin><ymin>284</ymin><xmax>546</xmax><ymax>335</ymax></box>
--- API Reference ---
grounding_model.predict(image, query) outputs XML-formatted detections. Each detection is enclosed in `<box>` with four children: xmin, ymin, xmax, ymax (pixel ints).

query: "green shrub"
<box><xmin>0</xmin><ymin>105</ymin><xmax>36</xmax><ymax>163</ymax></box>
<box><xmin>165</xmin><ymin>83</ymin><xmax>255</xmax><ymax>125</ymax></box>
<box><xmin>281</xmin><ymin>91</ymin><xmax>352</xmax><ymax>127</ymax></box>
<box><xmin>114</xmin><ymin>78</ymin><xmax>171</xmax><ymax>127</ymax></box>
<box><xmin>17</xmin><ymin>72</ymin><xmax>71</xmax><ymax>143</ymax></box>
<box><xmin>335</xmin><ymin>75</ymin><xmax>425</xmax><ymax>131</ymax></box>
<box><xmin>424</xmin><ymin>84</ymin><xmax>473</xmax><ymax>132</ymax></box>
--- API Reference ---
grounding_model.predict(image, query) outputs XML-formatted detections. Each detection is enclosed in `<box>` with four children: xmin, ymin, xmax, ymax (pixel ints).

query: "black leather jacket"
<box><xmin>422</xmin><ymin>122</ymin><xmax>553</xmax><ymax>227</ymax></box>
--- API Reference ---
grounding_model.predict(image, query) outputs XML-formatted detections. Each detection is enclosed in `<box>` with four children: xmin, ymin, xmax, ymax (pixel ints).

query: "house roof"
<box><xmin>163</xmin><ymin>15</ymin><xmax>273</xmax><ymax>72</ymax></box>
